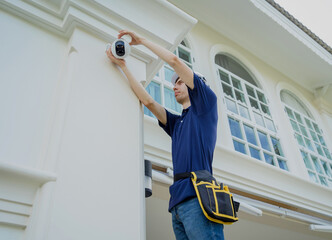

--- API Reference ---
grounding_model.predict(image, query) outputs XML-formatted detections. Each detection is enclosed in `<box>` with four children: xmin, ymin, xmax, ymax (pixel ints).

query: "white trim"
<box><xmin>310</xmin><ymin>224</ymin><xmax>332</xmax><ymax>232</ymax></box>
<box><xmin>250</xmin><ymin>0</ymin><xmax>332</xmax><ymax>65</ymax></box>
<box><xmin>0</xmin><ymin>161</ymin><xmax>56</xmax><ymax>183</ymax></box>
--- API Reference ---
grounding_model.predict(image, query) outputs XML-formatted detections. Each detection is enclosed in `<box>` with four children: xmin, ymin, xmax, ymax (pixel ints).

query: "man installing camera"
<box><xmin>106</xmin><ymin>30</ymin><xmax>223</xmax><ymax>240</ymax></box>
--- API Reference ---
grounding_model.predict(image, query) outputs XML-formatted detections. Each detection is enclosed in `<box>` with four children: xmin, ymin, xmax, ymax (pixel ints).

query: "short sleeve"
<box><xmin>158</xmin><ymin>109</ymin><xmax>180</xmax><ymax>137</ymax></box>
<box><xmin>187</xmin><ymin>73</ymin><xmax>217</xmax><ymax>115</ymax></box>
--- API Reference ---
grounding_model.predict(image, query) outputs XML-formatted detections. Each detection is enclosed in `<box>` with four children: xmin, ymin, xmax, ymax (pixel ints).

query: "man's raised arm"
<box><xmin>106</xmin><ymin>47</ymin><xmax>167</xmax><ymax>125</ymax></box>
<box><xmin>118</xmin><ymin>30</ymin><xmax>194</xmax><ymax>90</ymax></box>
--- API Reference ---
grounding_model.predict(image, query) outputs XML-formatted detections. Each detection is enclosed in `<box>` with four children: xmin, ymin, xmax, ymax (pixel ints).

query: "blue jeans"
<box><xmin>171</xmin><ymin>197</ymin><xmax>225</xmax><ymax>240</ymax></box>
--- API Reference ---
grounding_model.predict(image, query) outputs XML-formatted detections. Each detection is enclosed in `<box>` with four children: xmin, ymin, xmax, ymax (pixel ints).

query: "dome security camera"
<box><xmin>106</xmin><ymin>38</ymin><xmax>131</xmax><ymax>59</ymax></box>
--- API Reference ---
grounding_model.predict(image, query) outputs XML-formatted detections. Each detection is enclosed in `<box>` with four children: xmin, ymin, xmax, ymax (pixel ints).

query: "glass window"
<box><xmin>249</xmin><ymin>147</ymin><xmax>261</xmax><ymax>160</ymax></box>
<box><xmin>271</xmin><ymin>137</ymin><xmax>284</xmax><ymax>156</ymax></box>
<box><xmin>215</xmin><ymin>54</ymin><xmax>257</xmax><ymax>86</ymax></box>
<box><xmin>164</xmin><ymin>87</ymin><xmax>181</xmax><ymax>113</ymax></box>
<box><xmin>164</xmin><ymin>66</ymin><xmax>175</xmax><ymax>83</ymax></box>
<box><xmin>144</xmin><ymin>81</ymin><xmax>161</xmax><ymax>118</ymax></box>
<box><xmin>228</xmin><ymin>117</ymin><xmax>243</xmax><ymax>139</ymax></box>
<box><xmin>244</xmin><ymin>124</ymin><xmax>257</xmax><ymax>145</ymax></box>
<box><xmin>278</xmin><ymin>158</ymin><xmax>288</xmax><ymax>170</ymax></box>
<box><xmin>264</xmin><ymin>153</ymin><xmax>274</xmax><ymax>165</ymax></box>
<box><xmin>282</xmin><ymin>97</ymin><xmax>332</xmax><ymax>187</ymax></box>
<box><xmin>233</xmin><ymin>140</ymin><xmax>246</xmax><ymax>154</ymax></box>
<box><xmin>178</xmin><ymin>47</ymin><xmax>191</xmax><ymax>64</ymax></box>
<box><xmin>216</xmin><ymin>54</ymin><xmax>287</xmax><ymax>171</ymax></box>
<box><xmin>258</xmin><ymin>131</ymin><xmax>271</xmax><ymax>151</ymax></box>
<box><xmin>239</xmin><ymin>105</ymin><xmax>250</xmax><ymax>119</ymax></box>
<box><xmin>225</xmin><ymin>98</ymin><xmax>238</xmax><ymax>114</ymax></box>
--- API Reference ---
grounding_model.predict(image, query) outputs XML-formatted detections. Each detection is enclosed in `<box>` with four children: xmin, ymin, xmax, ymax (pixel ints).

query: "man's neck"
<box><xmin>182</xmin><ymin>101</ymin><xmax>191</xmax><ymax>110</ymax></box>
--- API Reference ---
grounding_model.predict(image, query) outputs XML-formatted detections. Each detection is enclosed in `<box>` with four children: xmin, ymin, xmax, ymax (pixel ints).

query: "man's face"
<box><xmin>173</xmin><ymin>78</ymin><xmax>189</xmax><ymax>104</ymax></box>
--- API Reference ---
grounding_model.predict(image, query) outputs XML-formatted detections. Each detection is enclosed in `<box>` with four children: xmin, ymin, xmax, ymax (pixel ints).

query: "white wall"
<box><xmin>0</xmin><ymin>9</ymin><xmax>66</xmax><ymax>168</ymax></box>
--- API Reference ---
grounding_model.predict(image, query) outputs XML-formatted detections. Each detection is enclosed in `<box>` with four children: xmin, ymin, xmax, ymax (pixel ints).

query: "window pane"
<box><xmin>222</xmin><ymin>83</ymin><xmax>234</xmax><ymax>98</ymax></box>
<box><xmin>261</xmin><ymin>104</ymin><xmax>270</xmax><ymax>116</ymax></box>
<box><xmin>164</xmin><ymin>66</ymin><xmax>175</xmax><ymax>83</ymax></box>
<box><xmin>144</xmin><ymin>81</ymin><xmax>161</xmax><ymax>118</ymax></box>
<box><xmin>308</xmin><ymin>171</ymin><xmax>319</xmax><ymax>183</ymax></box>
<box><xmin>318</xmin><ymin>135</ymin><xmax>326</xmax><ymax>146</ymax></box>
<box><xmin>235</xmin><ymin>90</ymin><xmax>245</xmax><ymax>103</ymax></box>
<box><xmin>271</xmin><ymin>137</ymin><xmax>284</xmax><ymax>156</ymax></box>
<box><xmin>265</xmin><ymin>117</ymin><xmax>276</xmax><ymax>132</ymax></box>
<box><xmin>249</xmin><ymin>147</ymin><xmax>261</xmax><ymax>160</ymax></box>
<box><xmin>319</xmin><ymin>176</ymin><xmax>328</xmax><ymax>186</ymax></box>
<box><xmin>290</xmin><ymin>120</ymin><xmax>300</xmax><ymax>132</ymax></box>
<box><xmin>239</xmin><ymin>104</ymin><xmax>250</xmax><ymax>119</ymax></box>
<box><xmin>232</xmin><ymin>77</ymin><xmax>242</xmax><ymax>90</ymax></box>
<box><xmin>233</xmin><ymin>140</ymin><xmax>246</xmax><ymax>154</ymax></box>
<box><xmin>146</xmin><ymin>81</ymin><xmax>161</xmax><ymax>103</ymax></box>
<box><xmin>264</xmin><ymin>153</ymin><xmax>274</xmax><ymax>165</ymax></box>
<box><xmin>299</xmin><ymin>125</ymin><xmax>308</xmax><ymax>137</ymax></box>
<box><xmin>258</xmin><ymin>131</ymin><xmax>271</xmax><ymax>151</ymax></box>
<box><xmin>312</xmin><ymin>122</ymin><xmax>321</xmax><ymax>134</ymax></box>
<box><xmin>311</xmin><ymin>156</ymin><xmax>323</xmax><ymax>174</ymax></box>
<box><xmin>228</xmin><ymin>117</ymin><xmax>243</xmax><ymax>139</ymax></box>
<box><xmin>322</xmin><ymin>161</ymin><xmax>332</xmax><ymax>177</ymax></box>
<box><xmin>301</xmin><ymin>151</ymin><xmax>313</xmax><ymax>170</ymax></box>
<box><xmin>178</xmin><ymin>47</ymin><xmax>191</xmax><ymax>63</ymax></box>
<box><xmin>294</xmin><ymin>112</ymin><xmax>303</xmax><ymax>124</ymax></box>
<box><xmin>254</xmin><ymin>112</ymin><xmax>265</xmax><ymax>127</ymax></box>
<box><xmin>278</xmin><ymin>159</ymin><xmax>288</xmax><ymax>171</ymax></box>
<box><xmin>164</xmin><ymin>87</ymin><xmax>181</xmax><ymax>112</ymax></box>
<box><xmin>295</xmin><ymin>133</ymin><xmax>305</xmax><ymax>147</ymax></box>
<box><xmin>225</xmin><ymin>98</ymin><xmax>238</xmax><ymax>114</ymax></box>
<box><xmin>310</xmin><ymin>130</ymin><xmax>318</xmax><ymax>142</ymax></box>
<box><xmin>315</xmin><ymin>143</ymin><xmax>324</xmax><ymax>156</ymax></box>
<box><xmin>285</xmin><ymin>107</ymin><xmax>295</xmax><ymax>120</ymax></box>
<box><xmin>246</xmin><ymin>85</ymin><xmax>255</xmax><ymax>98</ymax></box>
<box><xmin>244</xmin><ymin>124</ymin><xmax>257</xmax><ymax>145</ymax></box>
<box><xmin>323</xmin><ymin>148</ymin><xmax>332</xmax><ymax>160</ymax></box>
<box><xmin>219</xmin><ymin>70</ymin><xmax>230</xmax><ymax>83</ymax></box>
<box><xmin>304</xmin><ymin>138</ymin><xmax>314</xmax><ymax>152</ymax></box>
<box><xmin>249</xmin><ymin>98</ymin><xmax>259</xmax><ymax>110</ymax></box>
<box><xmin>305</xmin><ymin>118</ymin><xmax>313</xmax><ymax>130</ymax></box>
<box><xmin>257</xmin><ymin>91</ymin><xmax>267</xmax><ymax>103</ymax></box>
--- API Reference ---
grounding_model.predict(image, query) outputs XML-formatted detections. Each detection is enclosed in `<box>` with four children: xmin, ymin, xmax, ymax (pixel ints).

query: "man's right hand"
<box><xmin>118</xmin><ymin>30</ymin><xmax>144</xmax><ymax>46</ymax></box>
<box><xmin>106</xmin><ymin>48</ymin><xmax>126</xmax><ymax>69</ymax></box>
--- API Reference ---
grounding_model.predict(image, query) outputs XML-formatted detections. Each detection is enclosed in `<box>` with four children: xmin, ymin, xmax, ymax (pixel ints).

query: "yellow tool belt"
<box><xmin>174</xmin><ymin>170</ymin><xmax>239</xmax><ymax>225</ymax></box>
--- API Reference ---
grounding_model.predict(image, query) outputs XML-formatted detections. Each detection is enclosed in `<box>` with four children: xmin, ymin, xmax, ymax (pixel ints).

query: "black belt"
<box><xmin>174</xmin><ymin>172</ymin><xmax>191</xmax><ymax>182</ymax></box>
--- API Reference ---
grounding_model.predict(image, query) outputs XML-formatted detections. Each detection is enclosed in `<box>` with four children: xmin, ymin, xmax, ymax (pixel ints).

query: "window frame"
<box><xmin>216</xmin><ymin>60</ymin><xmax>288</xmax><ymax>171</ymax></box>
<box><xmin>282</xmin><ymin>103</ymin><xmax>332</xmax><ymax>187</ymax></box>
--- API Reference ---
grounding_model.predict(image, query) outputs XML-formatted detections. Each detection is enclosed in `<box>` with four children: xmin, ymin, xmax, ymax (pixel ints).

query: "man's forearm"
<box><xmin>121</xmin><ymin>66</ymin><xmax>153</xmax><ymax>106</ymax></box>
<box><xmin>141</xmin><ymin>39</ymin><xmax>178</xmax><ymax>67</ymax></box>
<box><xmin>141</xmin><ymin>38</ymin><xmax>194</xmax><ymax>89</ymax></box>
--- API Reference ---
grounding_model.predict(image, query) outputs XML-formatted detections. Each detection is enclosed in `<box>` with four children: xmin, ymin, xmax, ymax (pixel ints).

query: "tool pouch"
<box><xmin>175</xmin><ymin>170</ymin><xmax>239</xmax><ymax>224</ymax></box>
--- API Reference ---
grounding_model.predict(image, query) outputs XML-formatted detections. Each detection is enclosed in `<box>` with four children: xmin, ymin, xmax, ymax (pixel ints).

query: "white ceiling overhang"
<box><xmin>168</xmin><ymin>0</ymin><xmax>332</xmax><ymax>102</ymax></box>
<box><xmin>0</xmin><ymin>0</ymin><xmax>197</xmax><ymax>82</ymax></box>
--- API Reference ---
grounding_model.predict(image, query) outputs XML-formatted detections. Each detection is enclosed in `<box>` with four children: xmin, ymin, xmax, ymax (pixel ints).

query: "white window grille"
<box><xmin>281</xmin><ymin>90</ymin><xmax>332</xmax><ymax>187</ymax></box>
<box><xmin>216</xmin><ymin>54</ymin><xmax>288</xmax><ymax>170</ymax></box>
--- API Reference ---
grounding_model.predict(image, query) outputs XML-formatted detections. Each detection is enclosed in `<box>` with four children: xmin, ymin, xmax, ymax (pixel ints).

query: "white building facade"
<box><xmin>1</xmin><ymin>0</ymin><xmax>332</xmax><ymax>240</ymax></box>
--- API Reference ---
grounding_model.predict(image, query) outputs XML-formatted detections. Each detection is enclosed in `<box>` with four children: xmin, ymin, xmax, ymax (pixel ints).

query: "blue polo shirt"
<box><xmin>158</xmin><ymin>73</ymin><xmax>218</xmax><ymax>211</ymax></box>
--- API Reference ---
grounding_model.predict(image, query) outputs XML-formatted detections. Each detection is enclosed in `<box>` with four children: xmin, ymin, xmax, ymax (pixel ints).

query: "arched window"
<box><xmin>281</xmin><ymin>90</ymin><xmax>332</xmax><ymax>187</ymax></box>
<box><xmin>216</xmin><ymin>54</ymin><xmax>288</xmax><ymax>170</ymax></box>
<box><xmin>144</xmin><ymin>39</ymin><xmax>194</xmax><ymax>117</ymax></box>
